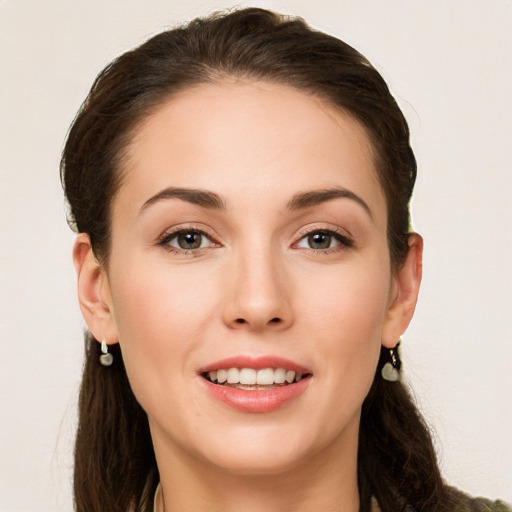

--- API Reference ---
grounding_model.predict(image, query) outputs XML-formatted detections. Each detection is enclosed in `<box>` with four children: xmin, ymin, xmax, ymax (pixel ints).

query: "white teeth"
<box><xmin>227</xmin><ymin>368</ymin><xmax>240</xmax><ymax>384</ymax></box>
<box><xmin>274</xmin><ymin>368</ymin><xmax>286</xmax><ymax>384</ymax></box>
<box><xmin>207</xmin><ymin>367</ymin><xmax>306</xmax><ymax>386</ymax></box>
<box><xmin>239</xmin><ymin>368</ymin><xmax>257</xmax><ymax>385</ymax></box>
<box><xmin>256</xmin><ymin>368</ymin><xmax>275</xmax><ymax>385</ymax></box>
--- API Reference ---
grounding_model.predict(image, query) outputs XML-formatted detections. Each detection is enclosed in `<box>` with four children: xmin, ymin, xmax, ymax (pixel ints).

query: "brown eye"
<box><xmin>176</xmin><ymin>232</ymin><xmax>203</xmax><ymax>249</ymax></box>
<box><xmin>295</xmin><ymin>229</ymin><xmax>352</xmax><ymax>252</ymax></box>
<box><xmin>307</xmin><ymin>232</ymin><xmax>332</xmax><ymax>249</ymax></box>
<box><xmin>164</xmin><ymin>230</ymin><xmax>213</xmax><ymax>251</ymax></box>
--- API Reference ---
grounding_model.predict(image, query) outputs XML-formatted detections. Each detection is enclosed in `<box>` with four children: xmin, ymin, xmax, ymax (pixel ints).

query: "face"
<box><xmin>98</xmin><ymin>81</ymin><xmax>406</xmax><ymax>475</ymax></box>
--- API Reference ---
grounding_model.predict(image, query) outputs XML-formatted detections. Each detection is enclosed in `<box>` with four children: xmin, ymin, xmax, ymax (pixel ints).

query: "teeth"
<box><xmin>207</xmin><ymin>367</ymin><xmax>305</xmax><ymax>386</ymax></box>
<box><xmin>285</xmin><ymin>370</ymin><xmax>295</xmax><ymax>384</ymax></box>
<box><xmin>239</xmin><ymin>368</ymin><xmax>257</xmax><ymax>385</ymax></box>
<box><xmin>227</xmin><ymin>368</ymin><xmax>240</xmax><ymax>384</ymax></box>
<box><xmin>256</xmin><ymin>368</ymin><xmax>275</xmax><ymax>385</ymax></box>
<box><xmin>274</xmin><ymin>368</ymin><xmax>286</xmax><ymax>384</ymax></box>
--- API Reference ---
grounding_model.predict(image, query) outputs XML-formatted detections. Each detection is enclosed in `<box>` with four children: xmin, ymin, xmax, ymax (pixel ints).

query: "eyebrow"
<box><xmin>139</xmin><ymin>185</ymin><xmax>372</xmax><ymax>219</ymax></box>
<box><xmin>286</xmin><ymin>187</ymin><xmax>373</xmax><ymax>219</ymax></box>
<box><xmin>139</xmin><ymin>187</ymin><xmax>226</xmax><ymax>213</ymax></box>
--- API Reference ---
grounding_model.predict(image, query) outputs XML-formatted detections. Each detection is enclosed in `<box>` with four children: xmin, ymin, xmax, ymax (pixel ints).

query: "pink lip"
<box><xmin>198</xmin><ymin>355</ymin><xmax>312</xmax><ymax>413</ymax></box>
<box><xmin>201</xmin><ymin>375</ymin><xmax>311</xmax><ymax>413</ymax></box>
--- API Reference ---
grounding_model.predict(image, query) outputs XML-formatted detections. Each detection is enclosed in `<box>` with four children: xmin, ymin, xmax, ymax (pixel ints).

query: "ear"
<box><xmin>73</xmin><ymin>233</ymin><xmax>119</xmax><ymax>345</ymax></box>
<box><xmin>381</xmin><ymin>233</ymin><xmax>423</xmax><ymax>349</ymax></box>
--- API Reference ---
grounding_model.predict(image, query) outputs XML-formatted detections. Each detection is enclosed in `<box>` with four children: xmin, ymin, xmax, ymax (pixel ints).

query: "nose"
<box><xmin>222</xmin><ymin>246</ymin><xmax>294</xmax><ymax>332</ymax></box>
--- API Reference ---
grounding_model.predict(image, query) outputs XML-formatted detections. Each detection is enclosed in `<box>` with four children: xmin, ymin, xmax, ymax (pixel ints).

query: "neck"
<box><xmin>158</xmin><ymin>461</ymin><xmax>360</xmax><ymax>512</ymax></box>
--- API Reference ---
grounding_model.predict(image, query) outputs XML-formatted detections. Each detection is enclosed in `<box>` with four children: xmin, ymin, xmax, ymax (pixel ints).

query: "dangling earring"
<box><xmin>381</xmin><ymin>339</ymin><xmax>402</xmax><ymax>382</ymax></box>
<box><xmin>99</xmin><ymin>338</ymin><xmax>114</xmax><ymax>367</ymax></box>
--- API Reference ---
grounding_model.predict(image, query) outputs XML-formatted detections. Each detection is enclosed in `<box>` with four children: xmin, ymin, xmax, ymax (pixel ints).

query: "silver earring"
<box><xmin>99</xmin><ymin>339</ymin><xmax>114</xmax><ymax>367</ymax></box>
<box><xmin>381</xmin><ymin>339</ymin><xmax>402</xmax><ymax>382</ymax></box>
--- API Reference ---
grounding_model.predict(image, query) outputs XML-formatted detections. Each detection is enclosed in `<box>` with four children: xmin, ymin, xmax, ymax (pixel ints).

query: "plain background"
<box><xmin>0</xmin><ymin>0</ymin><xmax>510</xmax><ymax>510</ymax></box>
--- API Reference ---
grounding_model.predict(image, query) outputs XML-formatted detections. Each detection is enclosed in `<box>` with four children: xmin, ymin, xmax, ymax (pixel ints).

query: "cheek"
<box><xmin>297</xmin><ymin>258</ymin><xmax>391</xmax><ymax>396</ymax></box>
<box><xmin>111</xmin><ymin>254</ymin><xmax>217</xmax><ymax>338</ymax></box>
<box><xmin>107</xmin><ymin>257</ymin><xmax>222</xmax><ymax>397</ymax></box>
<box><xmin>298</xmin><ymin>256</ymin><xmax>391</xmax><ymax>340</ymax></box>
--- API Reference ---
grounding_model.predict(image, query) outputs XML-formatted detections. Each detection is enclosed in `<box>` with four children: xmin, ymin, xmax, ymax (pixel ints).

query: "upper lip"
<box><xmin>199</xmin><ymin>355</ymin><xmax>311</xmax><ymax>374</ymax></box>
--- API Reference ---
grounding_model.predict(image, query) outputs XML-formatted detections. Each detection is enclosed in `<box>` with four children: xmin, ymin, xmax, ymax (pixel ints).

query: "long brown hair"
<box><xmin>62</xmin><ymin>7</ymin><xmax>467</xmax><ymax>511</ymax></box>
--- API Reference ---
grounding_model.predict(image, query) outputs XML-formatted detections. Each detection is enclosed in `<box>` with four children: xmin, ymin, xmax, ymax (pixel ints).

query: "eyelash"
<box><xmin>157</xmin><ymin>226</ymin><xmax>353</xmax><ymax>255</ymax></box>
<box><xmin>294</xmin><ymin>228</ymin><xmax>354</xmax><ymax>254</ymax></box>
<box><xmin>157</xmin><ymin>227</ymin><xmax>218</xmax><ymax>255</ymax></box>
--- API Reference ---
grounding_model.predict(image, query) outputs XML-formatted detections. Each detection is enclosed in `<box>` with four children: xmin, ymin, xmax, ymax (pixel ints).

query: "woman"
<box><xmin>61</xmin><ymin>7</ymin><xmax>511</xmax><ymax>512</ymax></box>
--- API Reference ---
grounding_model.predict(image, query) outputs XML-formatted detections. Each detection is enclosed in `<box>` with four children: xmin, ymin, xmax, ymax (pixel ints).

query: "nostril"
<box><xmin>233</xmin><ymin>317</ymin><xmax>282</xmax><ymax>326</ymax></box>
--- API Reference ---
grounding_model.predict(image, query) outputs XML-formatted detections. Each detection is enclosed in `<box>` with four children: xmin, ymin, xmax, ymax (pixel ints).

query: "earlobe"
<box><xmin>73</xmin><ymin>233</ymin><xmax>119</xmax><ymax>344</ymax></box>
<box><xmin>382</xmin><ymin>233</ymin><xmax>423</xmax><ymax>349</ymax></box>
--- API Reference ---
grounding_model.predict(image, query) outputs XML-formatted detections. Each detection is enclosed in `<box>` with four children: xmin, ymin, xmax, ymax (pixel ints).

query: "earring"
<box><xmin>381</xmin><ymin>339</ymin><xmax>402</xmax><ymax>382</ymax></box>
<box><xmin>99</xmin><ymin>339</ymin><xmax>114</xmax><ymax>367</ymax></box>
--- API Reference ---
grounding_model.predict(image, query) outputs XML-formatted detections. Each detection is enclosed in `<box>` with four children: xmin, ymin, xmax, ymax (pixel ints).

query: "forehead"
<box><xmin>118</xmin><ymin>80</ymin><xmax>386</xmax><ymax>222</ymax></box>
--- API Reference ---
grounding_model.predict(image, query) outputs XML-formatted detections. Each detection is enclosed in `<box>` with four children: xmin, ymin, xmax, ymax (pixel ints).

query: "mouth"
<box><xmin>199</xmin><ymin>357</ymin><xmax>312</xmax><ymax>412</ymax></box>
<box><xmin>202</xmin><ymin>367</ymin><xmax>310</xmax><ymax>390</ymax></box>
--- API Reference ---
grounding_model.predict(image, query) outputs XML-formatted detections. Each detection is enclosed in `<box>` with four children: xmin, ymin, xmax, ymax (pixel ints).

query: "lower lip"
<box><xmin>201</xmin><ymin>376</ymin><xmax>311</xmax><ymax>413</ymax></box>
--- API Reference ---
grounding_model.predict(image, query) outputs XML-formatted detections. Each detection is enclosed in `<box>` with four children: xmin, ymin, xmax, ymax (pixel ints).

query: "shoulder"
<box><xmin>471</xmin><ymin>498</ymin><xmax>512</xmax><ymax>512</ymax></box>
<box><xmin>445</xmin><ymin>486</ymin><xmax>511</xmax><ymax>512</ymax></box>
<box><xmin>456</xmin><ymin>496</ymin><xmax>512</xmax><ymax>512</ymax></box>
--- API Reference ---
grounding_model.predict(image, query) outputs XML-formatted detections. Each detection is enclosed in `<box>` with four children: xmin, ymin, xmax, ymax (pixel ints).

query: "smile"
<box><xmin>199</xmin><ymin>356</ymin><xmax>312</xmax><ymax>413</ymax></box>
<box><xmin>204</xmin><ymin>367</ymin><xmax>308</xmax><ymax>389</ymax></box>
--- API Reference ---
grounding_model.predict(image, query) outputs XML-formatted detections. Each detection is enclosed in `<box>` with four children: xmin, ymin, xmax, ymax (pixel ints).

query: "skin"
<box><xmin>74</xmin><ymin>81</ymin><xmax>422</xmax><ymax>512</ymax></box>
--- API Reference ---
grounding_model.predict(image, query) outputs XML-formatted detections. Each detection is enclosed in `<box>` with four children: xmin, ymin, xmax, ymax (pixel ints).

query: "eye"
<box><xmin>160</xmin><ymin>229</ymin><xmax>215</xmax><ymax>252</ymax></box>
<box><xmin>295</xmin><ymin>230</ymin><xmax>352</xmax><ymax>251</ymax></box>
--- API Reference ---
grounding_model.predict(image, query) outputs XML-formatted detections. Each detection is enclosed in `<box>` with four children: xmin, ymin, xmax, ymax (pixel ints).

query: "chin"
<box><xmin>201</xmin><ymin>442</ymin><xmax>311</xmax><ymax>477</ymax></box>
<box><xmin>191</xmin><ymin>419</ymin><xmax>340</xmax><ymax>477</ymax></box>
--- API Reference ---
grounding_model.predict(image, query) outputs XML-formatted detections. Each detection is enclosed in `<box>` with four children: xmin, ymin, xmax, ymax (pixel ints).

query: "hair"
<box><xmin>61</xmin><ymin>7</ymin><xmax>472</xmax><ymax>512</ymax></box>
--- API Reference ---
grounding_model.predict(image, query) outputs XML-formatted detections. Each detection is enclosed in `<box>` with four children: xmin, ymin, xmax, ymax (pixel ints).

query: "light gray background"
<box><xmin>0</xmin><ymin>0</ymin><xmax>510</xmax><ymax>510</ymax></box>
